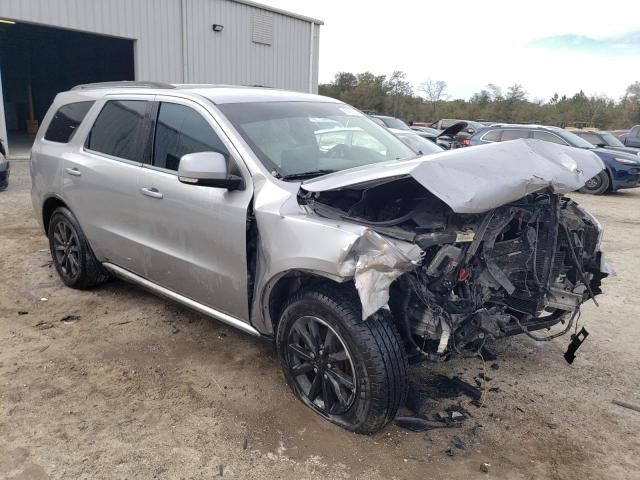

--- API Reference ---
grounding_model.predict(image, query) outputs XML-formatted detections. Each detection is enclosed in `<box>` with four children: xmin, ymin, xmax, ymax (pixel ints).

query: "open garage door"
<box><xmin>0</xmin><ymin>20</ymin><xmax>134</xmax><ymax>157</ymax></box>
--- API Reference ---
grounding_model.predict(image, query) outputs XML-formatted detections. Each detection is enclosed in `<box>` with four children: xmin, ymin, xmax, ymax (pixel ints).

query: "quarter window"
<box><xmin>44</xmin><ymin>101</ymin><xmax>94</xmax><ymax>143</ymax></box>
<box><xmin>86</xmin><ymin>100</ymin><xmax>152</xmax><ymax>163</ymax></box>
<box><xmin>153</xmin><ymin>103</ymin><xmax>229</xmax><ymax>171</ymax></box>
<box><xmin>482</xmin><ymin>130</ymin><xmax>501</xmax><ymax>142</ymax></box>
<box><xmin>500</xmin><ymin>130</ymin><xmax>530</xmax><ymax>141</ymax></box>
<box><xmin>532</xmin><ymin>131</ymin><xmax>567</xmax><ymax>145</ymax></box>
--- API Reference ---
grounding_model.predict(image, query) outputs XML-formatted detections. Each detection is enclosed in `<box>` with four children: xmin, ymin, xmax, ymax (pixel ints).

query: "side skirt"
<box><xmin>102</xmin><ymin>262</ymin><xmax>261</xmax><ymax>337</ymax></box>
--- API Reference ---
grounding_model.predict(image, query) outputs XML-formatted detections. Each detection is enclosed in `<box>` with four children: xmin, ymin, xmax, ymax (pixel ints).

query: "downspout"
<box><xmin>0</xmin><ymin>66</ymin><xmax>8</xmax><ymax>157</ymax></box>
<box><xmin>181</xmin><ymin>0</ymin><xmax>189</xmax><ymax>83</ymax></box>
<box><xmin>308</xmin><ymin>22</ymin><xmax>315</xmax><ymax>93</ymax></box>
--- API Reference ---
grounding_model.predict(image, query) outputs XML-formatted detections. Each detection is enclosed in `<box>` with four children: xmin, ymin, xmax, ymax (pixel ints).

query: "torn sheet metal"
<box><xmin>301</xmin><ymin>139</ymin><xmax>606</xmax><ymax>213</ymax></box>
<box><xmin>338</xmin><ymin>230</ymin><xmax>424</xmax><ymax>319</ymax></box>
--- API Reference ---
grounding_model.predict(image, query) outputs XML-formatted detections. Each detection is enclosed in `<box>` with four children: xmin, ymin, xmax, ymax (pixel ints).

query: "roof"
<box><xmin>65</xmin><ymin>82</ymin><xmax>341</xmax><ymax>104</ymax></box>
<box><xmin>487</xmin><ymin>123</ymin><xmax>565</xmax><ymax>131</ymax></box>
<box><xmin>230</xmin><ymin>0</ymin><xmax>324</xmax><ymax>24</ymax></box>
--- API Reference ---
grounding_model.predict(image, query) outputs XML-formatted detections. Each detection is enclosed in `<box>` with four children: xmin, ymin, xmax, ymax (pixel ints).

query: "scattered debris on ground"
<box><xmin>60</xmin><ymin>314</ymin><xmax>81</xmax><ymax>324</ymax></box>
<box><xmin>612</xmin><ymin>399</ymin><xmax>640</xmax><ymax>413</ymax></box>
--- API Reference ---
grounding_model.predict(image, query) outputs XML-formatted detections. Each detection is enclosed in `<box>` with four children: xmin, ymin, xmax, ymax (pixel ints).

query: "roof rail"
<box><xmin>71</xmin><ymin>81</ymin><xmax>176</xmax><ymax>91</ymax></box>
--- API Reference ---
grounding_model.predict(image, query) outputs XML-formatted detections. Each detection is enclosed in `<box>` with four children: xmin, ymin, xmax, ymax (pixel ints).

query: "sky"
<box><xmin>259</xmin><ymin>0</ymin><xmax>640</xmax><ymax>101</ymax></box>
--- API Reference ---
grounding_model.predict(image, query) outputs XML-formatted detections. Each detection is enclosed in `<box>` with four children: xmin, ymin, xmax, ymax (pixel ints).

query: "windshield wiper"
<box><xmin>280</xmin><ymin>169</ymin><xmax>336</xmax><ymax>180</ymax></box>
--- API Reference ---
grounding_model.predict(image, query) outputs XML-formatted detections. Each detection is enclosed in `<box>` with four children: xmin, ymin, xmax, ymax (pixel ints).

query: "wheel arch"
<box><xmin>42</xmin><ymin>195</ymin><xmax>70</xmax><ymax>237</ymax></box>
<box><xmin>261</xmin><ymin>269</ymin><xmax>357</xmax><ymax>337</ymax></box>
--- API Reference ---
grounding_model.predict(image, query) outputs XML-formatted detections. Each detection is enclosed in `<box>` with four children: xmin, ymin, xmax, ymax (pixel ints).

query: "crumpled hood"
<box><xmin>302</xmin><ymin>139</ymin><xmax>605</xmax><ymax>214</ymax></box>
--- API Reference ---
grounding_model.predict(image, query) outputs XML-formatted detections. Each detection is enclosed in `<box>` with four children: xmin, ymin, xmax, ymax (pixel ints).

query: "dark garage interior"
<box><xmin>0</xmin><ymin>20</ymin><xmax>134</xmax><ymax>154</ymax></box>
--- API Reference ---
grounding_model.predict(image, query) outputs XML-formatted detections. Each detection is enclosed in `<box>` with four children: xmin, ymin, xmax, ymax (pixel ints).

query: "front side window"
<box><xmin>153</xmin><ymin>103</ymin><xmax>229</xmax><ymax>171</ymax></box>
<box><xmin>600</xmin><ymin>132</ymin><xmax>625</xmax><ymax>147</ymax></box>
<box><xmin>532</xmin><ymin>131</ymin><xmax>567</xmax><ymax>145</ymax></box>
<box><xmin>556</xmin><ymin>130</ymin><xmax>597</xmax><ymax>149</ymax></box>
<box><xmin>44</xmin><ymin>101</ymin><xmax>94</xmax><ymax>143</ymax></box>
<box><xmin>86</xmin><ymin>100</ymin><xmax>152</xmax><ymax>162</ymax></box>
<box><xmin>217</xmin><ymin>101</ymin><xmax>415</xmax><ymax>178</ymax></box>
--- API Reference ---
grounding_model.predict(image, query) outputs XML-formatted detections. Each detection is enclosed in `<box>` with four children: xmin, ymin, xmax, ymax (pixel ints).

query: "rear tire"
<box><xmin>580</xmin><ymin>171</ymin><xmax>610</xmax><ymax>195</ymax></box>
<box><xmin>48</xmin><ymin>207</ymin><xmax>109</xmax><ymax>289</ymax></box>
<box><xmin>276</xmin><ymin>284</ymin><xmax>408</xmax><ymax>434</ymax></box>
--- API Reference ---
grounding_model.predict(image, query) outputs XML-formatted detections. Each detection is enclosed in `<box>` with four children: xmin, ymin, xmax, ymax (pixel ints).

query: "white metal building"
<box><xmin>0</xmin><ymin>0</ymin><xmax>322</xmax><ymax>155</ymax></box>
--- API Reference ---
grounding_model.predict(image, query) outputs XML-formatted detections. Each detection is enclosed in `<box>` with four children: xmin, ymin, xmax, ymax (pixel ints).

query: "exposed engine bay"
<box><xmin>299</xmin><ymin>177</ymin><xmax>609</xmax><ymax>360</ymax></box>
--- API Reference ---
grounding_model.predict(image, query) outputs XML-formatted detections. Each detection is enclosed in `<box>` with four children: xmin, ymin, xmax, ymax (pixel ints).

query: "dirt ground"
<box><xmin>1</xmin><ymin>158</ymin><xmax>639</xmax><ymax>480</ymax></box>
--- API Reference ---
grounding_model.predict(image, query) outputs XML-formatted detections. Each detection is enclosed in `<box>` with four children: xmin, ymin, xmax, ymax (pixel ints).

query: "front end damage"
<box><xmin>298</xmin><ymin>140</ymin><xmax>611</xmax><ymax>360</ymax></box>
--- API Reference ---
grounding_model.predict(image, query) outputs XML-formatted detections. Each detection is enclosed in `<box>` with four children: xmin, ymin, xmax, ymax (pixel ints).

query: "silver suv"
<box><xmin>31</xmin><ymin>82</ymin><xmax>610</xmax><ymax>433</ymax></box>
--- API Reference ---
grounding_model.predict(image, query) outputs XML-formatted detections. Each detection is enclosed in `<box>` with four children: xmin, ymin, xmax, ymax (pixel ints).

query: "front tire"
<box><xmin>580</xmin><ymin>171</ymin><xmax>610</xmax><ymax>195</ymax></box>
<box><xmin>48</xmin><ymin>207</ymin><xmax>109</xmax><ymax>289</ymax></box>
<box><xmin>276</xmin><ymin>284</ymin><xmax>408</xmax><ymax>434</ymax></box>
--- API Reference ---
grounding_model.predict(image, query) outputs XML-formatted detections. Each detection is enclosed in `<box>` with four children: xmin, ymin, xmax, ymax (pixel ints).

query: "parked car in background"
<box><xmin>620</xmin><ymin>125</ymin><xmax>640</xmax><ymax>148</ymax></box>
<box><xmin>30</xmin><ymin>82</ymin><xmax>609</xmax><ymax>434</ymax></box>
<box><xmin>410</xmin><ymin>125</ymin><xmax>441</xmax><ymax>143</ymax></box>
<box><xmin>369</xmin><ymin>114</ymin><xmax>412</xmax><ymax>132</ymax></box>
<box><xmin>467</xmin><ymin>124</ymin><xmax>640</xmax><ymax>194</ymax></box>
<box><xmin>0</xmin><ymin>138</ymin><xmax>9</xmax><ymax>191</ymax></box>
<box><xmin>569</xmin><ymin>129</ymin><xmax>640</xmax><ymax>156</ymax></box>
<box><xmin>610</xmin><ymin>129</ymin><xmax>629</xmax><ymax>139</ymax></box>
<box><xmin>393</xmin><ymin>131</ymin><xmax>444</xmax><ymax>155</ymax></box>
<box><xmin>430</xmin><ymin>119</ymin><xmax>485</xmax><ymax>148</ymax></box>
<box><xmin>430</xmin><ymin>119</ymin><xmax>484</xmax><ymax>133</ymax></box>
<box><xmin>410</xmin><ymin>121</ymin><xmax>433</xmax><ymax>128</ymax></box>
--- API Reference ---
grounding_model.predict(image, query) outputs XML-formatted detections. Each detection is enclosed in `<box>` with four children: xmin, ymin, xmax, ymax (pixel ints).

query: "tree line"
<box><xmin>319</xmin><ymin>71</ymin><xmax>640</xmax><ymax>129</ymax></box>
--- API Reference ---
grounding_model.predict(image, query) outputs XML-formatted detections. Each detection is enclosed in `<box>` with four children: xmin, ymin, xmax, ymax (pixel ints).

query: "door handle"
<box><xmin>65</xmin><ymin>167</ymin><xmax>82</xmax><ymax>177</ymax></box>
<box><xmin>140</xmin><ymin>187</ymin><xmax>163</xmax><ymax>199</ymax></box>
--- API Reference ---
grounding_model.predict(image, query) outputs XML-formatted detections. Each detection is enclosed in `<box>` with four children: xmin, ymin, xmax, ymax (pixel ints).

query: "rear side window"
<box><xmin>481</xmin><ymin>130</ymin><xmax>501</xmax><ymax>142</ymax></box>
<box><xmin>500</xmin><ymin>130</ymin><xmax>530</xmax><ymax>141</ymax></box>
<box><xmin>86</xmin><ymin>100</ymin><xmax>152</xmax><ymax>163</ymax></box>
<box><xmin>152</xmin><ymin>102</ymin><xmax>229</xmax><ymax>171</ymax></box>
<box><xmin>532</xmin><ymin>131</ymin><xmax>567</xmax><ymax>145</ymax></box>
<box><xmin>44</xmin><ymin>101</ymin><xmax>94</xmax><ymax>143</ymax></box>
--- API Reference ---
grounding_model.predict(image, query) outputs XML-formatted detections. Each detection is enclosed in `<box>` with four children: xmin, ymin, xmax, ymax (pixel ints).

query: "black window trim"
<box><xmin>43</xmin><ymin>101</ymin><xmax>96</xmax><ymax>144</ymax></box>
<box><xmin>82</xmin><ymin>98</ymin><xmax>155</xmax><ymax>166</ymax></box>
<box><xmin>143</xmin><ymin>98</ymin><xmax>234</xmax><ymax>177</ymax></box>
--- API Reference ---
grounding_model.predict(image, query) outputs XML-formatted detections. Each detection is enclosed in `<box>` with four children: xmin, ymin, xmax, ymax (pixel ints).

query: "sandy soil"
<box><xmin>1</xmin><ymin>159</ymin><xmax>639</xmax><ymax>479</ymax></box>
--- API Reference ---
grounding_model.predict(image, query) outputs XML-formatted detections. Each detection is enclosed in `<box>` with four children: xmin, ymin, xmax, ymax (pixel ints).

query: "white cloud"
<box><xmin>259</xmin><ymin>0</ymin><xmax>640</xmax><ymax>100</ymax></box>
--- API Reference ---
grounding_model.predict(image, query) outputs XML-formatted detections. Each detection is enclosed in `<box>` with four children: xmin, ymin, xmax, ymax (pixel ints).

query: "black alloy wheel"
<box><xmin>284</xmin><ymin>315</ymin><xmax>357</xmax><ymax>415</ymax></box>
<box><xmin>48</xmin><ymin>206</ymin><xmax>109</xmax><ymax>289</ymax></box>
<box><xmin>52</xmin><ymin>218</ymin><xmax>81</xmax><ymax>280</ymax></box>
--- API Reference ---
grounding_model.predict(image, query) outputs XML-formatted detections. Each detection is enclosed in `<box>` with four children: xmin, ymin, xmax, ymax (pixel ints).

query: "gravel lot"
<box><xmin>1</xmin><ymin>159</ymin><xmax>639</xmax><ymax>479</ymax></box>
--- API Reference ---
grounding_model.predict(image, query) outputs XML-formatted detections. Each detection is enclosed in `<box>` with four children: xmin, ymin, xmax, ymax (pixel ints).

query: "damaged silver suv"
<box><xmin>31</xmin><ymin>82</ymin><xmax>611</xmax><ymax>433</ymax></box>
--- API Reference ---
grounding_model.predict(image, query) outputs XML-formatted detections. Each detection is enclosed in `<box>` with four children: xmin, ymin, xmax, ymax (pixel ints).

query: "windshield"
<box><xmin>380</xmin><ymin>117</ymin><xmax>411</xmax><ymax>130</ymax></box>
<box><xmin>601</xmin><ymin>132</ymin><xmax>625</xmax><ymax>147</ymax></box>
<box><xmin>218</xmin><ymin>102</ymin><xmax>415</xmax><ymax>178</ymax></box>
<box><xmin>556</xmin><ymin>130</ymin><xmax>597</xmax><ymax>149</ymax></box>
<box><xmin>395</xmin><ymin>132</ymin><xmax>443</xmax><ymax>155</ymax></box>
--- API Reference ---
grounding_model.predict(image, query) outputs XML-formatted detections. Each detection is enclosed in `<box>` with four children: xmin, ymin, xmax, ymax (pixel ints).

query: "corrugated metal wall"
<box><xmin>0</xmin><ymin>0</ymin><xmax>320</xmax><ymax>92</ymax></box>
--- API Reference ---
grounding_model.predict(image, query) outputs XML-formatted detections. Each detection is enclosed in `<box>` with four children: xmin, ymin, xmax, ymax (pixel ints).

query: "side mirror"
<box><xmin>595</xmin><ymin>143</ymin><xmax>606</xmax><ymax>148</ymax></box>
<box><xmin>177</xmin><ymin>152</ymin><xmax>243</xmax><ymax>190</ymax></box>
<box><xmin>467</xmin><ymin>128</ymin><xmax>475</xmax><ymax>134</ymax></box>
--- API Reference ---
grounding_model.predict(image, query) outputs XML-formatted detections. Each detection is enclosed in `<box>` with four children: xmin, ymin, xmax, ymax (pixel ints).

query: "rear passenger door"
<box><xmin>65</xmin><ymin>97</ymin><xmax>154</xmax><ymax>275</ymax></box>
<box><xmin>137</xmin><ymin>97</ymin><xmax>253</xmax><ymax>321</ymax></box>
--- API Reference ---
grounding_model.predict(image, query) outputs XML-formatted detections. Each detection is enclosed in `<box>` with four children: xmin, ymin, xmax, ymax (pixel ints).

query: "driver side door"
<box><xmin>137</xmin><ymin>97</ymin><xmax>254</xmax><ymax>321</ymax></box>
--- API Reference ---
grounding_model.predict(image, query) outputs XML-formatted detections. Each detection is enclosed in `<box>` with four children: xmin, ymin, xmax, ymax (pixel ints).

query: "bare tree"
<box><xmin>418</xmin><ymin>79</ymin><xmax>449</xmax><ymax>118</ymax></box>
